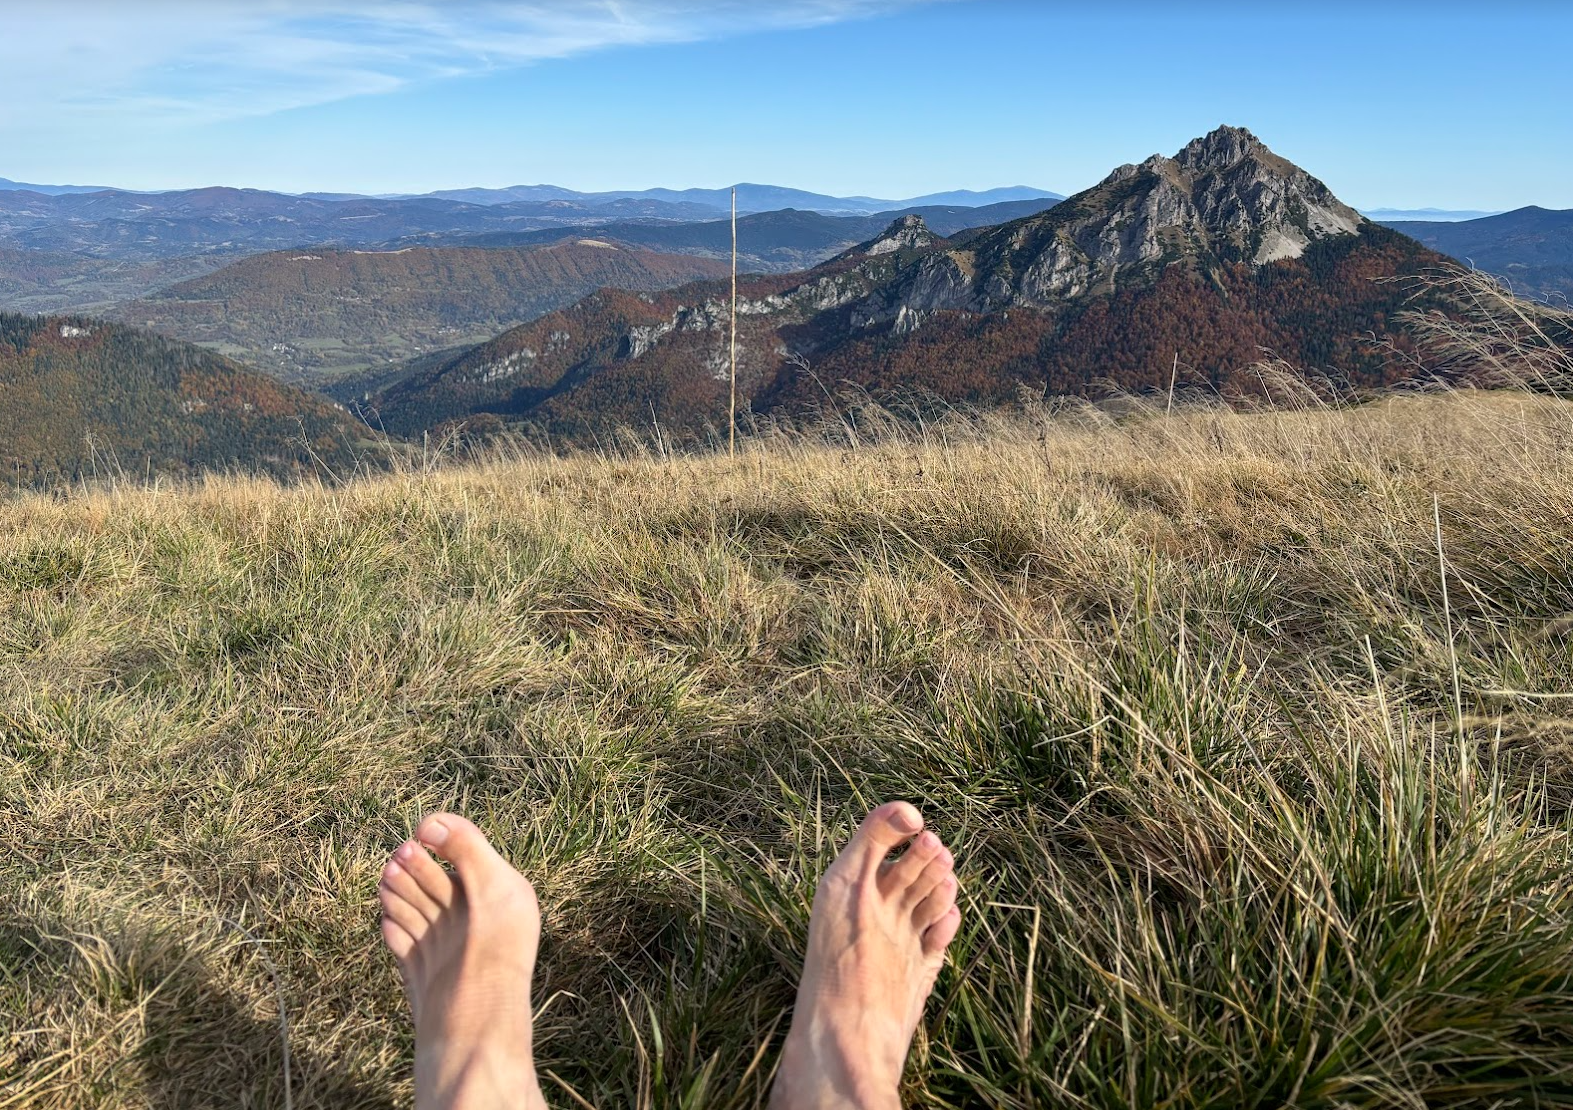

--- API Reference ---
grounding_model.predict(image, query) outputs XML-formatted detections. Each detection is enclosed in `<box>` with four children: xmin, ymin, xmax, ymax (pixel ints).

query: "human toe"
<box><xmin>846</xmin><ymin>801</ymin><xmax>924</xmax><ymax>874</ymax></box>
<box><xmin>393</xmin><ymin>840</ymin><xmax>454</xmax><ymax>911</ymax></box>
<box><xmin>900</xmin><ymin>847</ymin><xmax>955</xmax><ymax>910</ymax></box>
<box><xmin>922</xmin><ymin>904</ymin><xmax>962</xmax><ymax>960</ymax></box>
<box><xmin>380</xmin><ymin>880</ymin><xmax>431</xmax><ymax>948</ymax></box>
<box><xmin>380</xmin><ymin>914</ymin><xmax>417</xmax><ymax>961</ymax></box>
<box><xmin>913</xmin><ymin>873</ymin><xmax>958</xmax><ymax>933</ymax></box>
<box><xmin>880</xmin><ymin>830</ymin><xmax>944</xmax><ymax>895</ymax></box>
<box><xmin>417</xmin><ymin>812</ymin><xmax>511</xmax><ymax>879</ymax></box>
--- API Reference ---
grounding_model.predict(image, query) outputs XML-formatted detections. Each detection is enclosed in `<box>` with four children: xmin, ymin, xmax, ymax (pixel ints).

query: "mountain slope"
<box><xmin>0</xmin><ymin>314</ymin><xmax>382</xmax><ymax>486</ymax></box>
<box><xmin>110</xmin><ymin>241</ymin><xmax>732</xmax><ymax>382</ymax></box>
<box><xmin>0</xmin><ymin>248</ymin><xmax>230</xmax><ymax>314</ymax></box>
<box><xmin>1381</xmin><ymin>206</ymin><xmax>1573</xmax><ymax>301</ymax></box>
<box><xmin>352</xmin><ymin>127</ymin><xmax>1452</xmax><ymax>443</ymax></box>
<box><xmin>446</xmin><ymin>199</ymin><xmax>1063</xmax><ymax>272</ymax></box>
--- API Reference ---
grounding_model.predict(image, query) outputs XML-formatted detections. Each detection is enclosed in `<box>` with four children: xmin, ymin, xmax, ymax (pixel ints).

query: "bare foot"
<box><xmin>771</xmin><ymin>801</ymin><xmax>962</xmax><ymax>1110</ymax></box>
<box><xmin>378</xmin><ymin>813</ymin><xmax>548</xmax><ymax>1110</ymax></box>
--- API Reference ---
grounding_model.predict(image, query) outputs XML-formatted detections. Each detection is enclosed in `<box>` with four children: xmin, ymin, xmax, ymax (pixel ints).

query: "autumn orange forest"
<box><xmin>4</xmin><ymin>3</ymin><xmax>1573</xmax><ymax>1108</ymax></box>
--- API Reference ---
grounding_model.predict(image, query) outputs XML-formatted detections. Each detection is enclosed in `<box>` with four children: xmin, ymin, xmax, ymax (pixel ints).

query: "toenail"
<box><xmin>396</xmin><ymin>842</ymin><xmax>416</xmax><ymax>861</ymax></box>
<box><xmin>385</xmin><ymin>861</ymin><xmax>404</xmax><ymax>878</ymax></box>
<box><xmin>421</xmin><ymin>818</ymin><xmax>450</xmax><ymax>846</ymax></box>
<box><xmin>891</xmin><ymin>805</ymin><xmax>922</xmax><ymax>833</ymax></box>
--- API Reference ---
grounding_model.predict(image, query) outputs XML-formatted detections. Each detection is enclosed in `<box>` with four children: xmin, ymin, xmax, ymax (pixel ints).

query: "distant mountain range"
<box><xmin>0</xmin><ymin>176</ymin><xmax>117</xmax><ymax>196</ymax></box>
<box><xmin>0</xmin><ymin>188</ymin><xmax>711</xmax><ymax>261</ymax></box>
<box><xmin>1378</xmin><ymin>206</ymin><xmax>1573</xmax><ymax>302</ymax></box>
<box><xmin>344</xmin><ymin>126</ymin><xmax>1454</xmax><ymax>442</ymax></box>
<box><xmin>0</xmin><ymin>179</ymin><xmax>1061</xmax><ymax>264</ymax></box>
<box><xmin>415</xmin><ymin>199</ymin><xmax>1062</xmax><ymax>271</ymax></box>
<box><xmin>0</xmin><ymin>173</ymin><xmax>1057</xmax><ymax>212</ymax></box>
<box><xmin>108</xmin><ymin>240</ymin><xmax>732</xmax><ymax>382</ymax></box>
<box><xmin>5</xmin><ymin>167</ymin><xmax>1558</xmax><ymax>330</ymax></box>
<box><xmin>0</xmin><ymin>313</ymin><xmax>379</xmax><ymax>487</ymax></box>
<box><xmin>411</xmin><ymin>183</ymin><xmax>1060</xmax><ymax>214</ymax></box>
<box><xmin>1361</xmin><ymin>208</ymin><xmax>1501</xmax><ymax>223</ymax></box>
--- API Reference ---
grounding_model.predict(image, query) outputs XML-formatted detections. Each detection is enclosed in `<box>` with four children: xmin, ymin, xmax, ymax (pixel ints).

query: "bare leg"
<box><xmin>771</xmin><ymin>801</ymin><xmax>962</xmax><ymax>1110</ymax></box>
<box><xmin>378</xmin><ymin>813</ymin><xmax>548</xmax><ymax>1110</ymax></box>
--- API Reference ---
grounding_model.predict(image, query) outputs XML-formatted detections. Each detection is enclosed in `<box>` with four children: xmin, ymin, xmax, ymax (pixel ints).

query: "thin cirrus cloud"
<box><xmin>2</xmin><ymin>1</ymin><xmax>933</xmax><ymax>134</ymax></box>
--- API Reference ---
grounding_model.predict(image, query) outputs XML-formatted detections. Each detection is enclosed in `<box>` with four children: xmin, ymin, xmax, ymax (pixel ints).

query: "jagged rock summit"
<box><xmin>832</xmin><ymin>125</ymin><xmax>1370</xmax><ymax>328</ymax></box>
<box><xmin>939</xmin><ymin>124</ymin><xmax>1368</xmax><ymax>310</ymax></box>
<box><xmin>1120</xmin><ymin>124</ymin><xmax>1363</xmax><ymax>263</ymax></box>
<box><xmin>862</xmin><ymin>213</ymin><xmax>936</xmax><ymax>256</ymax></box>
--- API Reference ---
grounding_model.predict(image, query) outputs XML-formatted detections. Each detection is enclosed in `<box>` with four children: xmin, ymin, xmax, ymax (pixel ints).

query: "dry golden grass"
<box><xmin>3</xmin><ymin>386</ymin><xmax>1573</xmax><ymax>1107</ymax></box>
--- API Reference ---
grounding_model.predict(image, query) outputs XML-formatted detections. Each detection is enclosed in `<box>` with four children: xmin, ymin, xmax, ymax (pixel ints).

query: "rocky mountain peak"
<box><xmin>1174</xmin><ymin>125</ymin><xmax>1262</xmax><ymax>174</ymax></box>
<box><xmin>838</xmin><ymin>126</ymin><xmax>1372</xmax><ymax>328</ymax></box>
<box><xmin>1016</xmin><ymin>126</ymin><xmax>1363</xmax><ymax>294</ymax></box>
<box><xmin>864</xmin><ymin>214</ymin><xmax>935</xmax><ymax>256</ymax></box>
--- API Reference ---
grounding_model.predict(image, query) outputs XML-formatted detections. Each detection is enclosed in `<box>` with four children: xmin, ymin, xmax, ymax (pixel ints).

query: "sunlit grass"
<box><xmin>3</xmin><ymin>385</ymin><xmax>1573</xmax><ymax>1107</ymax></box>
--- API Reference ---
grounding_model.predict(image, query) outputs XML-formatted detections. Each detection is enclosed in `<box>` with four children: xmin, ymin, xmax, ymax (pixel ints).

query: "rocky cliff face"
<box><xmin>798</xmin><ymin>126</ymin><xmax>1371</xmax><ymax>329</ymax></box>
<box><xmin>954</xmin><ymin>124</ymin><xmax>1366</xmax><ymax>312</ymax></box>
<box><xmin>1171</xmin><ymin>125</ymin><xmax>1363</xmax><ymax>261</ymax></box>
<box><xmin>862</xmin><ymin>213</ymin><xmax>936</xmax><ymax>255</ymax></box>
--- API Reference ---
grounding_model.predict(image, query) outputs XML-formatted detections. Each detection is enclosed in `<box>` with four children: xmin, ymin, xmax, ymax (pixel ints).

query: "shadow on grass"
<box><xmin>0</xmin><ymin>898</ymin><xmax>399</xmax><ymax>1110</ymax></box>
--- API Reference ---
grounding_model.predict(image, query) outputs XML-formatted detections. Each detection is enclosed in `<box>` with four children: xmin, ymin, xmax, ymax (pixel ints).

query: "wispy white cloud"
<box><xmin>1</xmin><ymin>1</ymin><xmax>931</xmax><ymax>133</ymax></box>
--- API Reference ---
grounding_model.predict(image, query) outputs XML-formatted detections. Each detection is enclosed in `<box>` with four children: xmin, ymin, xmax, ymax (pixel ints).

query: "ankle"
<box><xmin>418</xmin><ymin>1042</ymin><xmax>542</xmax><ymax>1110</ymax></box>
<box><xmin>774</xmin><ymin>1028</ymin><xmax>902</xmax><ymax>1110</ymax></box>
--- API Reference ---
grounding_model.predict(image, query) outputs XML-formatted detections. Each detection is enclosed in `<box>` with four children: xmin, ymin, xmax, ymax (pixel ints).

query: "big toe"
<box><xmin>417</xmin><ymin>812</ymin><xmax>511</xmax><ymax>880</ymax></box>
<box><xmin>845</xmin><ymin>800</ymin><xmax>924</xmax><ymax>874</ymax></box>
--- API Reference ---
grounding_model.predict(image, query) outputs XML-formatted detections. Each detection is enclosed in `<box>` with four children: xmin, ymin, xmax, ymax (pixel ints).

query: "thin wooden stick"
<box><xmin>1435</xmin><ymin>493</ymin><xmax>1473</xmax><ymax>809</ymax></box>
<box><xmin>730</xmin><ymin>186</ymin><xmax>738</xmax><ymax>458</ymax></box>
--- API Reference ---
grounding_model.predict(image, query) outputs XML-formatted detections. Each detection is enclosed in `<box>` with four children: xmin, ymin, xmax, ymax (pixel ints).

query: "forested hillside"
<box><xmin>760</xmin><ymin>223</ymin><xmax>1440</xmax><ymax>409</ymax></box>
<box><xmin>1382</xmin><ymin>206</ymin><xmax>1573</xmax><ymax>301</ymax></box>
<box><xmin>0</xmin><ymin>314</ymin><xmax>381</xmax><ymax>486</ymax></box>
<box><xmin>110</xmin><ymin>241</ymin><xmax>732</xmax><ymax>382</ymax></box>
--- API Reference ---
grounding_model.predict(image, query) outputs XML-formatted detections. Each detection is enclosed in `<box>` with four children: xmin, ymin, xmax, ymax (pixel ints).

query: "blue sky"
<box><xmin>3</xmin><ymin>1</ymin><xmax>1568</xmax><ymax>209</ymax></box>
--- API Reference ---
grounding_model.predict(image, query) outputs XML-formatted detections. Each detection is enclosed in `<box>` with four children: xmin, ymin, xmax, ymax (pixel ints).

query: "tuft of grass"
<box><xmin>4</xmin><ymin>386</ymin><xmax>1573</xmax><ymax>1108</ymax></box>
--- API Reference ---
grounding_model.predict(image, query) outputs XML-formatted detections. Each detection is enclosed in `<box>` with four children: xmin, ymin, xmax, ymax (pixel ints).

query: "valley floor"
<box><xmin>3</xmin><ymin>391</ymin><xmax>1573</xmax><ymax>1108</ymax></box>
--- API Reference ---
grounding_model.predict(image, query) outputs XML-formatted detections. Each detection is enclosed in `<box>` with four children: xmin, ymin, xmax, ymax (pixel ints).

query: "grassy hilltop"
<box><xmin>3</xmin><ymin>380</ymin><xmax>1573</xmax><ymax>1107</ymax></box>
